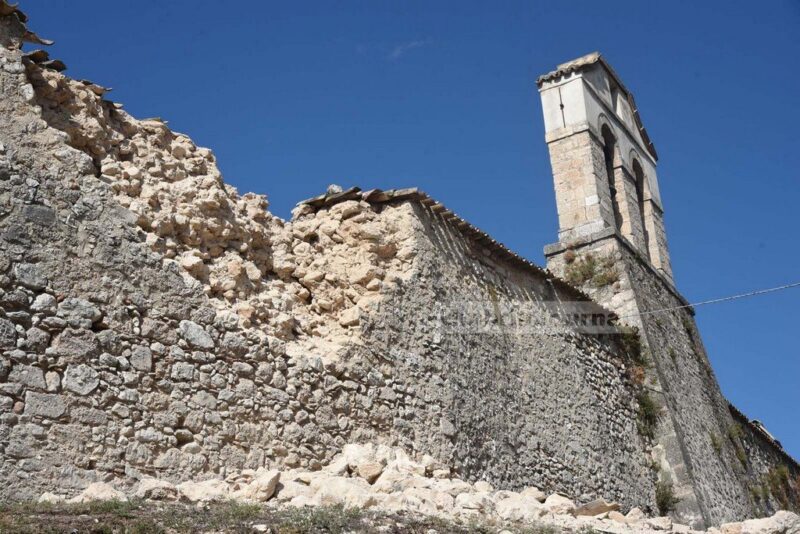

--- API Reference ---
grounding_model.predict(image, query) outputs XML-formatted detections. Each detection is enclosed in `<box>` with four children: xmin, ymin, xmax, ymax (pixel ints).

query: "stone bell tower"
<box><xmin>537</xmin><ymin>54</ymin><xmax>762</xmax><ymax>529</ymax></box>
<box><xmin>537</xmin><ymin>52</ymin><xmax>672</xmax><ymax>281</ymax></box>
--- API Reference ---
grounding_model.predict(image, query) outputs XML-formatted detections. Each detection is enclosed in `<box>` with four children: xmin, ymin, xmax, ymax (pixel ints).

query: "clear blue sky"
<box><xmin>23</xmin><ymin>1</ymin><xmax>799</xmax><ymax>459</ymax></box>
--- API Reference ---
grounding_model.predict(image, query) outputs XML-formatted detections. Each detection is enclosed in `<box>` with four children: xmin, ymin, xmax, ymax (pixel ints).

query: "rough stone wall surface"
<box><xmin>358</xmin><ymin>203</ymin><xmax>657</xmax><ymax>512</ymax></box>
<box><xmin>546</xmin><ymin>235</ymin><xmax>800</xmax><ymax>527</ymax></box>
<box><xmin>1</xmin><ymin>12</ymin><xmax>652</xmax><ymax>506</ymax></box>
<box><xmin>546</xmin><ymin>237</ymin><xmax>706</xmax><ymax>528</ymax></box>
<box><xmin>0</xmin><ymin>10</ymin><xmax>418</xmax><ymax>500</ymax></box>
<box><xmin>729</xmin><ymin>408</ymin><xmax>800</xmax><ymax>516</ymax></box>
<box><xmin>1</xmin><ymin>5</ymin><xmax>797</xmax><ymax>529</ymax></box>
<box><xmin>621</xmin><ymin>247</ymin><xmax>753</xmax><ymax>526</ymax></box>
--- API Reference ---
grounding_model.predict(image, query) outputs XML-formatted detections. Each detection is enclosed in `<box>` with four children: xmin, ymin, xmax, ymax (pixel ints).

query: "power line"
<box><xmin>619</xmin><ymin>281</ymin><xmax>800</xmax><ymax>319</ymax></box>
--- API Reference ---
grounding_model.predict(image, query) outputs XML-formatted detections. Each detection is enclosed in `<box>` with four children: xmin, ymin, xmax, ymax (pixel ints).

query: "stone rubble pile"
<box><xmin>2</xmin><ymin>25</ymin><xmax>441</xmax><ymax>489</ymax></box>
<box><xmin>39</xmin><ymin>443</ymin><xmax>800</xmax><ymax>534</ymax></box>
<box><xmin>25</xmin><ymin>60</ymin><xmax>417</xmax><ymax>352</ymax></box>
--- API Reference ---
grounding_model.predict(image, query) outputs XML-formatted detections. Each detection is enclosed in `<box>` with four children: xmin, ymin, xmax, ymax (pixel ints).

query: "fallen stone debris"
<box><xmin>35</xmin><ymin>443</ymin><xmax>800</xmax><ymax>534</ymax></box>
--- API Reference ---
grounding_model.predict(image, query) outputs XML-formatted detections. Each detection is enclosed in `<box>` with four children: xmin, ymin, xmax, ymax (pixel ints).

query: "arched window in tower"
<box><xmin>632</xmin><ymin>158</ymin><xmax>651</xmax><ymax>259</ymax></box>
<box><xmin>601</xmin><ymin>125</ymin><xmax>622</xmax><ymax>232</ymax></box>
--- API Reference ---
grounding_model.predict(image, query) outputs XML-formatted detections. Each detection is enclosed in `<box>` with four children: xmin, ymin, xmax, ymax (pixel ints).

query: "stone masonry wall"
<box><xmin>729</xmin><ymin>407</ymin><xmax>800</xmax><ymax>517</ymax></box>
<box><xmin>0</xmin><ymin>9</ymin><xmax>420</xmax><ymax>500</ymax></box>
<box><xmin>356</xmin><ymin>202</ymin><xmax>658</xmax><ymax>512</ymax></box>
<box><xmin>0</xmin><ymin>9</ymin><xmax>655</xmax><ymax>510</ymax></box>
<box><xmin>1</xmin><ymin>5</ymin><xmax>795</xmax><ymax>528</ymax></box>
<box><xmin>546</xmin><ymin>129</ymin><xmax>615</xmax><ymax>241</ymax></box>
<box><xmin>546</xmin><ymin>234</ymin><xmax>800</xmax><ymax>527</ymax></box>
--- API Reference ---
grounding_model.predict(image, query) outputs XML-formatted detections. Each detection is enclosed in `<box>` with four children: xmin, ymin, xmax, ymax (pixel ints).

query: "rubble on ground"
<box><xmin>38</xmin><ymin>443</ymin><xmax>800</xmax><ymax>534</ymax></box>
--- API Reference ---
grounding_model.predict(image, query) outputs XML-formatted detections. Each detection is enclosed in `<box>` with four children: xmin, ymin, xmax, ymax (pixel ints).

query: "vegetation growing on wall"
<box><xmin>655</xmin><ymin>479</ymin><xmax>680</xmax><ymax>515</ymax></box>
<box><xmin>637</xmin><ymin>391</ymin><xmax>659</xmax><ymax>440</ymax></box>
<box><xmin>727</xmin><ymin>424</ymin><xmax>748</xmax><ymax>468</ymax></box>
<box><xmin>765</xmin><ymin>466</ymin><xmax>793</xmax><ymax>510</ymax></box>
<box><xmin>563</xmin><ymin>253</ymin><xmax>619</xmax><ymax>288</ymax></box>
<box><xmin>796</xmin><ymin>475</ymin><xmax>800</xmax><ymax>508</ymax></box>
<box><xmin>619</xmin><ymin>327</ymin><xmax>645</xmax><ymax>364</ymax></box>
<box><xmin>680</xmin><ymin>315</ymin><xmax>695</xmax><ymax>343</ymax></box>
<box><xmin>749</xmin><ymin>485</ymin><xmax>766</xmax><ymax>506</ymax></box>
<box><xmin>709</xmin><ymin>432</ymin><xmax>722</xmax><ymax>454</ymax></box>
<box><xmin>619</xmin><ymin>327</ymin><xmax>648</xmax><ymax>386</ymax></box>
<box><xmin>668</xmin><ymin>348</ymin><xmax>677</xmax><ymax>363</ymax></box>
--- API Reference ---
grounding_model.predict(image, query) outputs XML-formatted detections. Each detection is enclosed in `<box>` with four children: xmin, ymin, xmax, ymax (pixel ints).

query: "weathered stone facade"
<box><xmin>0</xmin><ymin>3</ymin><xmax>797</xmax><ymax>529</ymax></box>
<box><xmin>539</xmin><ymin>53</ymin><xmax>799</xmax><ymax>528</ymax></box>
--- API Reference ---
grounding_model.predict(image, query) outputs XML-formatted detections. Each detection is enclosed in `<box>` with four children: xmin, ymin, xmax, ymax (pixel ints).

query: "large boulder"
<box><xmin>69</xmin><ymin>482</ymin><xmax>127</xmax><ymax>503</ymax></box>
<box><xmin>543</xmin><ymin>493</ymin><xmax>576</xmax><ymax>514</ymax></box>
<box><xmin>520</xmin><ymin>486</ymin><xmax>547</xmax><ymax>502</ymax></box>
<box><xmin>274</xmin><ymin>471</ymin><xmax>315</xmax><ymax>503</ymax></box>
<box><xmin>177</xmin><ymin>479</ymin><xmax>230</xmax><ymax>502</ymax></box>
<box><xmin>739</xmin><ymin>511</ymin><xmax>800</xmax><ymax>534</ymax></box>
<box><xmin>403</xmin><ymin>487</ymin><xmax>455</xmax><ymax>513</ymax></box>
<box><xmin>134</xmin><ymin>478</ymin><xmax>178</xmax><ymax>501</ymax></box>
<box><xmin>340</xmin><ymin>443</ymin><xmax>375</xmax><ymax>466</ymax></box>
<box><xmin>311</xmin><ymin>476</ymin><xmax>378</xmax><ymax>508</ymax></box>
<box><xmin>495</xmin><ymin>493</ymin><xmax>547</xmax><ymax>521</ymax></box>
<box><xmin>356</xmin><ymin>462</ymin><xmax>384</xmax><ymax>484</ymax></box>
<box><xmin>380</xmin><ymin>492</ymin><xmax>430</xmax><ymax>514</ymax></box>
<box><xmin>430</xmin><ymin>477</ymin><xmax>473</xmax><ymax>498</ymax></box>
<box><xmin>231</xmin><ymin>469</ymin><xmax>280</xmax><ymax>502</ymax></box>
<box><xmin>573</xmin><ymin>497</ymin><xmax>620</xmax><ymax>517</ymax></box>
<box><xmin>645</xmin><ymin>516</ymin><xmax>673</xmax><ymax>531</ymax></box>
<box><xmin>455</xmin><ymin>492</ymin><xmax>494</xmax><ymax>515</ymax></box>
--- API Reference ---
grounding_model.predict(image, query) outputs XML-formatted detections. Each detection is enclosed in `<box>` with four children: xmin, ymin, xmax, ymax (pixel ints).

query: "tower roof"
<box><xmin>537</xmin><ymin>52</ymin><xmax>658</xmax><ymax>161</ymax></box>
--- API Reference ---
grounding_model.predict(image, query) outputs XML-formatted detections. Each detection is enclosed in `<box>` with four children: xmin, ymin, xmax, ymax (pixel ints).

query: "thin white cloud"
<box><xmin>387</xmin><ymin>39</ymin><xmax>430</xmax><ymax>61</ymax></box>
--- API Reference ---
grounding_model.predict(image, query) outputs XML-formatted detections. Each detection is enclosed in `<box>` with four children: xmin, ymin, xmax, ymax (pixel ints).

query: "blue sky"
<box><xmin>23</xmin><ymin>1</ymin><xmax>799</xmax><ymax>458</ymax></box>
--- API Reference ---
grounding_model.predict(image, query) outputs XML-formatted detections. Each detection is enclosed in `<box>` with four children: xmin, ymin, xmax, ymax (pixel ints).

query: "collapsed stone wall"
<box><xmin>0</xmin><ymin>6</ymin><xmax>419</xmax><ymax>499</ymax></box>
<box><xmin>24</xmin><ymin>41</ymin><xmax>300</xmax><ymax>338</ymax></box>
<box><xmin>1</xmin><ymin>4</ymin><xmax>796</xmax><ymax>528</ymax></box>
<box><xmin>0</xmin><ymin>7</ymin><xmax>650</xmax><ymax>510</ymax></box>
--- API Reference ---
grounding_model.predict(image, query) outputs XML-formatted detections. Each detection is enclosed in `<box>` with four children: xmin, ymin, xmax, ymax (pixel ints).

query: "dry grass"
<box><xmin>563</xmin><ymin>253</ymin><xmax>618</xmax><ymax>289</ymax></box>
<box><xmin>0</xmin><ymin>500</ymin><xmax>582</xmax><ymax>534</ymax></box>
